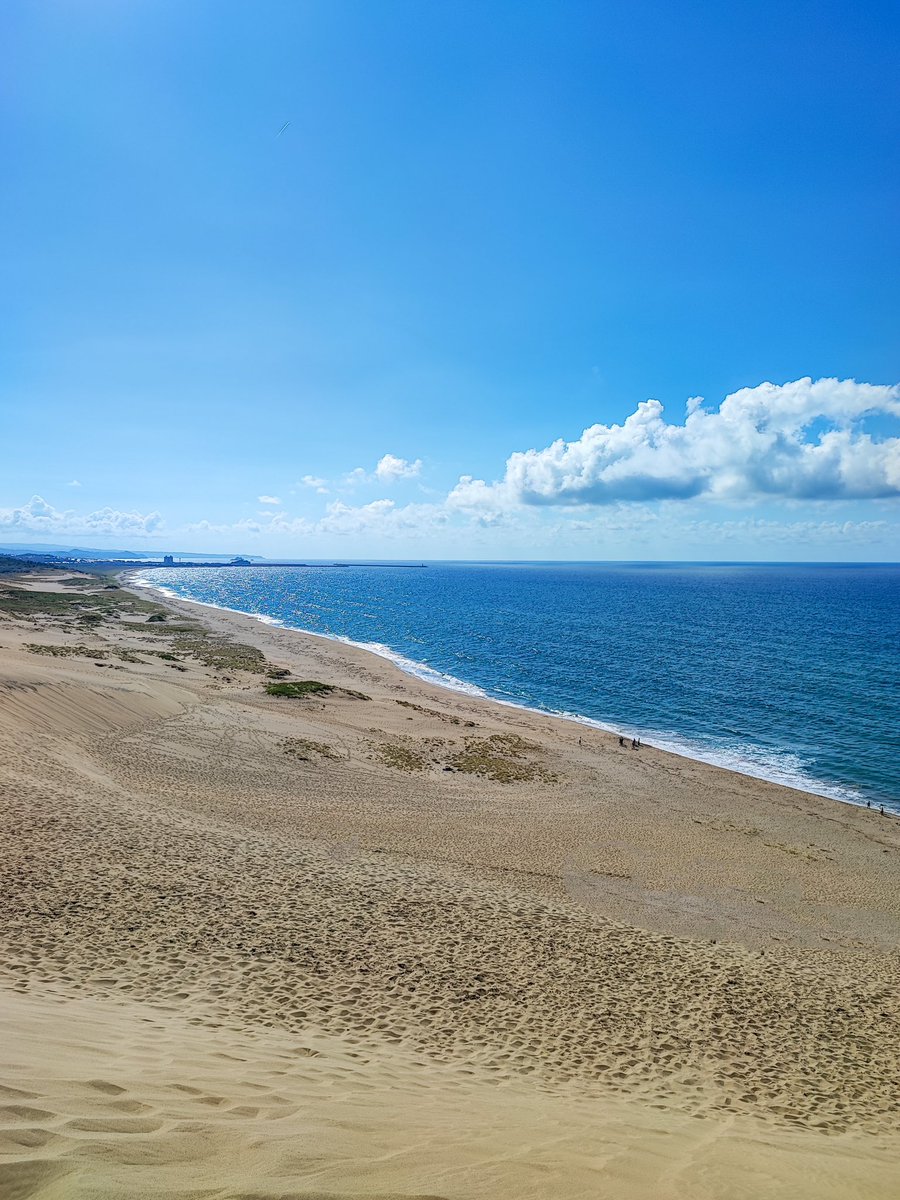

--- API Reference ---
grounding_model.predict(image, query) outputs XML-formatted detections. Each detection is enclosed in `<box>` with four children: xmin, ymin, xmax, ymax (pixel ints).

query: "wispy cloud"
<box><xmin>316</xmin><ymin>498</ymin><xmax>444</xmax><ymax>536</ymax></box>
<box><xmin>67</xmin><ymin>479</ymin><xmax>82</xmax><ymax>488</ymax></box>
<box><xmin>186</xmin><ymin>498</ymin><xmax>448</xmax><ymax>541</ymax></box>
<box><xmin>299</xmin><ymin>475</ymin><xmax>329</xmax><ymax>494</ymax></box>
<box><xmin>257</xmin><ymin>495</ymin><xmax>282</xmax><ymax>505</ymax></box>
<box><xmin>449</xmin><ymin>378</ymin><xmax>900</xmax><ymax>511</ymax></box>
<box><xmin>678</xmin><ymin>517</ymin><xmax>896</xmax><ymax>546</ymax></box>
<box><xmin>185</xmin><ymin>517</ymin><xmax>272</xmax><ymax>536</ymax></box>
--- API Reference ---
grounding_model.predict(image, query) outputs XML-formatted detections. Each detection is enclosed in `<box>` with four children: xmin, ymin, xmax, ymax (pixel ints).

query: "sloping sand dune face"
<box><xmin>4</xmin><ymin>985</ymin><xmax>899</xmax><ymax>1200</ymax></box>
<box><xmin>1</xmin><ymin>575</ymin><xmax>899</xmax><ymax>1198</ymax></box>
<box><xmin>0</xmin><ymin>669</ymin><xmax>190</xmax><ymax>737</ymax></box>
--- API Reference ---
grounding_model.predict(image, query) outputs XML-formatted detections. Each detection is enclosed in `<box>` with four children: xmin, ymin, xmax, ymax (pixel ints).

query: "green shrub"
<box><xmin>266</xmin><ymin>680</ymin><xmax>333</xmax><ymax>698</ymax></box>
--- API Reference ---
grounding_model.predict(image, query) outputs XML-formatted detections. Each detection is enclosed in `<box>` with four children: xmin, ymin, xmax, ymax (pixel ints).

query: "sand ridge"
<box><xmin>1</xmin><ymin>572</ymin><xmax>899</xmax><ymax>1197</ymax></box>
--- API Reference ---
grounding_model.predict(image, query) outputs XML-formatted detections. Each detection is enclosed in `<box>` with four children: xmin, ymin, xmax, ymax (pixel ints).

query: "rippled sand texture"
<box><xmin>1</xmin><ymin>573</ymin><xmax>899</xmax><ymax>1198</ymax></box>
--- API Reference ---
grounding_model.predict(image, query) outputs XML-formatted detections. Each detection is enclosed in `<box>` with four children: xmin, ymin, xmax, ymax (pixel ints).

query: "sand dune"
<box><xmin>1</xmin><ymin>573</ymin><xmax>898</xmax><ymax>1197</ymax></box>
<box><xmin>4</xmin><ymin>984</ymin><xmax>900</xmax><ymax>1200</ymax></box>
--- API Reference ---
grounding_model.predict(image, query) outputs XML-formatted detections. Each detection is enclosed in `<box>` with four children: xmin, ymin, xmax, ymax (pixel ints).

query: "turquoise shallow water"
<box><xmin>138</xmin><ymin>562</ymin><xmax>899</xmax><ymax>812</ymax></box>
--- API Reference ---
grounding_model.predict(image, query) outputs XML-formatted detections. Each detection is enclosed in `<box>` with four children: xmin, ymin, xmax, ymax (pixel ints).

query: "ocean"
<box><xmin>137</xmin><ymin>562</ymin><xmax>899</xmax><ymax>812</ymax></box>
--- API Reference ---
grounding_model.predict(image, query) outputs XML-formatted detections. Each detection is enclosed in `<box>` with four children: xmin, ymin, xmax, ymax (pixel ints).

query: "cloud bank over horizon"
<box><xmin>0</xmin><ymin>496</ymin><xmax>163</xmax><ymax>539</ymax></box>
<box><xmin>2</xmin><ymin>381</ymin><xmax>899</xmax><ymax>558</ymax></box>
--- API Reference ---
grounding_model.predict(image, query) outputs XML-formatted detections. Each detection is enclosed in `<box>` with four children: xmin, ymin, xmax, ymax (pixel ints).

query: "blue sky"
<box><xmin>3</xmin><ymin>0</ymin><xmax>898</xmax><ymax>559</ymax></box>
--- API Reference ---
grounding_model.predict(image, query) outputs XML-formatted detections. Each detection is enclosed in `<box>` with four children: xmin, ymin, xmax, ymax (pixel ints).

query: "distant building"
<box><xmin>163</xmin><ymin>554</ymin><xmax>174</xmax><ymax>565</ymax></box>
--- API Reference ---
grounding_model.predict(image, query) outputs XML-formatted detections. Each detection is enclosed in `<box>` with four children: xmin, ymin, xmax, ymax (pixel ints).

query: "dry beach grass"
<box><xmin>1</xmin><ymin>572</ymin><xmax>899</xmax><ymax>1198</ymax></box>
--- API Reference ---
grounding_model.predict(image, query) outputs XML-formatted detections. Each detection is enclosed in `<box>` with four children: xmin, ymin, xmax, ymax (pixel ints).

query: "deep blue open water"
<box><xmin>137</xmin><ymin>562</ymin><xmax>899</xmax><ymax>811</ymax></box>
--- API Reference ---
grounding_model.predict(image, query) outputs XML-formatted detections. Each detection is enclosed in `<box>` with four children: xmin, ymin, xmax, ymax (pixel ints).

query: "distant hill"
<box><xmin>0</xmin><ymin>543</ymin><xmax>264</xmax><ymax>562</ymax></box>
<box><xmin>0</xmin><ymin>553</ymin><xmax>43</xmax><ymax>574</ymax></box>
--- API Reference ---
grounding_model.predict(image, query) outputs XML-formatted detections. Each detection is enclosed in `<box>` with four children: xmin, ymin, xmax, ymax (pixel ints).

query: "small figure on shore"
<box><xmin>618</xmin><ymin>736</ymin><xmax>625</xmax><ymax>747</ymax></box>
<box><xmin>867</xmin><ymin>800</ymin><xmax>871</xmax><ymax>808</ymax></box>
<box><xmin>880</xmin><ymin>805</ymin><xmax>885</xmax><ymax>816</ymax></box>
<box><xmin>631</xmin><ymin>738</ymin><xmax>637</xmax><ymax>749</ymax></box>
<box><xmin>578</xmin><ymin>736</ymin><xmax>582</xmax><ymax>747</ymax></box>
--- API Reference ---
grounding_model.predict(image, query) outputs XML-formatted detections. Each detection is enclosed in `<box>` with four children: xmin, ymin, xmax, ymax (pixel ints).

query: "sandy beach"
<box><xmin>1</xmin><ymin>571</ymin><xmax>899</xmax><ymax>1199</ymax></box>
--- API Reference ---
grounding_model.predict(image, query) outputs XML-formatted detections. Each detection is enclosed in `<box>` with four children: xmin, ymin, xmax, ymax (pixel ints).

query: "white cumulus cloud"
<box><xmin>448</xmin><ymin>378</ymin><xmax>900</xmax><ymax>510</ymax></box>
<box><xmin>0</xmin><ymin>496</ymin><xmax>163</xmax><ymax>537</ymax></box>
<box><xmin>374</xmin><ymin>454</ymin><xmax>422</xmax><ymax>482</ymax></box>
<box><xmin>345</xmin><ymin>455</ymin><xmax>423</xmax><ymax>486</ymax></box>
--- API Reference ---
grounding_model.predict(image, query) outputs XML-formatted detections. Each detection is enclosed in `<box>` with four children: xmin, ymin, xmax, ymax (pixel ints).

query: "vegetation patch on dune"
<box><xmin>394</xmin><ymin>699</ymin><xmax>475</xmax><ymax>727</ymax></box>
<box><xmin>57</xmin><ymin>575</ymin><xmax>104</xmax><ymax>589</ymax></box>
<box><xmin>370</xmin><ymin>732</ymin><xmax>548</xmax><ymax>779</ymax></box>
<box><xmin>26</xmin><ymin>642</ymin><xmax>106</xmax><ymax>659</ymax></box>
<box><xmin>128</xmin><ymin>621</ymin><xmax>202</xmax><ymax>635</ymax></box>
<box><xmin>448</xmin><ymin>734</ymin><xmax>557</xmax><ymax>783</ymax></box>
<box><xmin>0</xmin><ymin>585</ymin><xmax>167</xmax><ymax>623</ymax></box>
<box><xmin>266</xmin><ymin>679</ymin><xmax>370</xmax><ymax>700</ymax></box>
<box><xmin>56</xmin><ymin>573</ymin><xmax>122</xmax><ymax>590</ymax></box>
<box><xmin>372</xmin><ymin>741</ymin><xmax>429</xmax><ymax>772</ymax></box>
<box><xmin>175</xmin><ymin>635</ymin><xmax>267</xmax><ymax>674</ymax></box>
<box><xmin>267</xmin><ymin>679</ymin><xmax>333</xmax><ymax>698</ymax></box>
<box><xmin>25</xmin><ymin>642</ymin><xmax>144</xmax><ymax>664</ymax></box>
<box><xmin>283</xmin><ymin>737</ymin><xmax>341</xmax><ymax>761</ymax></box>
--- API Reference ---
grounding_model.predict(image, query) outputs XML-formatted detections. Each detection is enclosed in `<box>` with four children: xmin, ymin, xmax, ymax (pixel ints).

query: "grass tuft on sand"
<box><xmin>283</xmin><ymin>737</ymin><xmax>341</xmax><ymax>761</ymax></box>
<box><xmin>25</xmin><ymin>643</ymin><xmax>144</xmax><ymax>664</ymax></box>
<box><xmin>372</xmin><ymin>741</ymin><xmax>429</xmax><ymax>771</ymax></box>
<box><xmin>448</xmin><ymin>734</ymin><xmax>557</xmax><ymax>783</ymax></box>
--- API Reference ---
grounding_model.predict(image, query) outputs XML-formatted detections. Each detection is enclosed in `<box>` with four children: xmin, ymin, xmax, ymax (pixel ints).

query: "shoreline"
<box><xmin>130</xmin><ymin>568</ymin><xmax>878</xmax><ymax>814</ymax></box>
